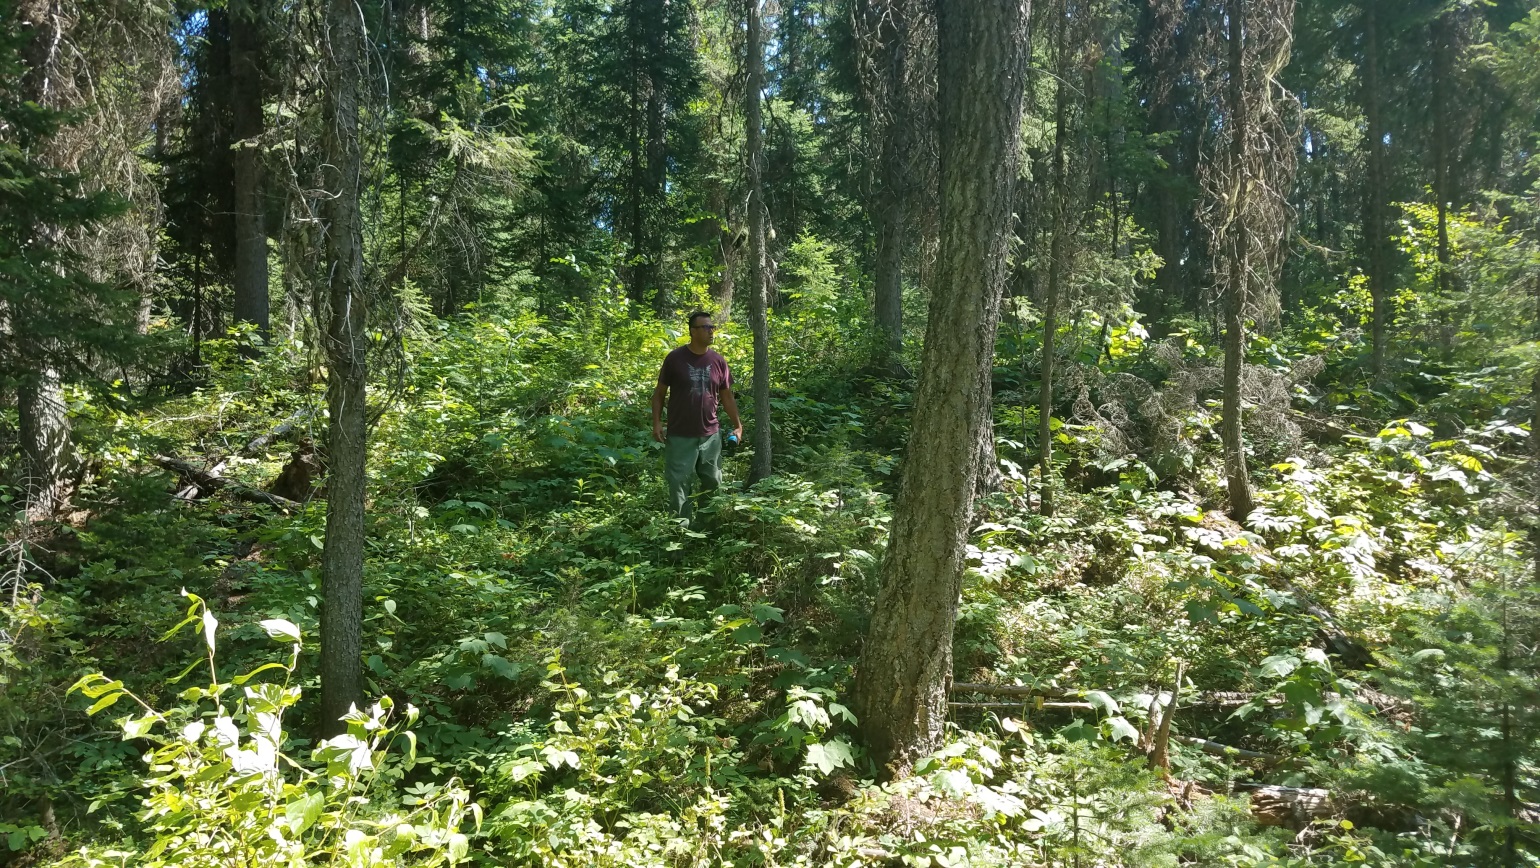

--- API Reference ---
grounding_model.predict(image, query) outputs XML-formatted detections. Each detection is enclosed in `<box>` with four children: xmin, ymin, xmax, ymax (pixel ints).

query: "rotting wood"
<box><xmin>1172</xmin><ymin>734</ymin><xmax>1277</xmax><ymax>761</ymax></box>
<box><xmin>240</xmin><ymin>407</ymin><xmax>316</xmax><ymax>457</ymax></box>
<box><xmin>949</xmin><ymin>682</ymin><xmax>1075</xmax><ymax>698</ymax></box>
<box><xmin>948</xmin><ymin>683</ymin><xmax>1404</xmax><ymax>714</ymax></box>
<box><xmin>153</xmin><ymin>456</ymin><xmax>301</xmax><ymax>512</ymax></box>
<box><xmin>1248</xmin><ymin>784</ymin><xmax>1333</xmax><ymax>827</ymax></box>
<box><xmin>174</xmin><ymin>408</ymin><xmax>317</xmax><ymax>500</ymax></box>
<box><xmin>948</xmin><ymin>701</ymin><xmax>1095</xmax><ymax>711</ymax></box>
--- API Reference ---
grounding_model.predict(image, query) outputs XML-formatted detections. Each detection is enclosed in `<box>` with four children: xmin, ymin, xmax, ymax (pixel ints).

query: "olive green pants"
<box><xmin>663</xmin><ymin>433</ymin><xmax>722</xmax><ymax>524</ymax></box>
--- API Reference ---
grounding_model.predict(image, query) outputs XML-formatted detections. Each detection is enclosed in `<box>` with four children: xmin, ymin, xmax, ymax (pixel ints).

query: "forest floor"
<box><xmin>3</xmin><ymin>307</ymin><xmax>1535</xmax><ymax>867</ymax></box>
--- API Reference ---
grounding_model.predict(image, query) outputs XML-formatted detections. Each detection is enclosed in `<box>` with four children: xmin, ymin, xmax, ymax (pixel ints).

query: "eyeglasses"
<box><xmin>690</xmin><ymin>324</ymin><xmax>716</xmax><ymax>331</ymax></box>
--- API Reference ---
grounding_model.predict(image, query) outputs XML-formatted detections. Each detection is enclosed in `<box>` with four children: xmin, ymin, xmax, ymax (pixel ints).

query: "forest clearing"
<box><xmin>4</xmin><ymin>0</ymin><xmax>1540</xmax><ymax>865</ymax></box>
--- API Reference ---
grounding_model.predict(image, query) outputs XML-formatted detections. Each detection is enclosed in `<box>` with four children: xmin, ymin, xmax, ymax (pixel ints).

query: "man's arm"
<box><xmin>719</xmin><ymin>387</ymin><xmax>743</xmax><ymax>442</ymax></box>
<box><xmin>651</xmin><ymin>381</ymin><xmax>667</xmax><ymax>443</ymax></box>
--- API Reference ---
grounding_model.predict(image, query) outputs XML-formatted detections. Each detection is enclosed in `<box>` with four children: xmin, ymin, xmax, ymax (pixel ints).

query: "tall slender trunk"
<box><xmin>1222</xmin><ymin>0</ymin><xmax>1253</xmax><ymax>522</ymax></box>
<box><xmin>1363</xmin><ymin>0</ymin><xmax>1386</xmax><ymax>379</ymax></box>
<box><xmin>747</xmin><ymin>0</ymin><xmax>773</xmax><ymax>484</ymax></box>
<box><xmin>869</xmin><ymin>0</ymin><xmax>909</xmax><ymax>363</ymax></box>
<box><xmin>16</xmin><ymin>0</ymin><xmax>72</xmax><ymax>519</ymax></box>
<box><xmin>230</xmin><ymin>0</ymin><xmax>269</xmax><ymax>342</ymax></box>
<box><xmin>1038</xmin><ymin>0</ymin><xmax>1069</xmax><ymax>517</ymax></box>
<box><xmin>644</xmin><ymin>28</ymin><xmax>668</xmax><ymax>314</ymax></box>
<box><xmin>1433</xmin><ymin>20</ymin><xmax>1452</xmax><ymax>357</ymax></box>
<box><xmin>319</xmin><ymin>0</ymin><xmax>367</xmax><ymax>732</ymax></box>
<box><xmin>625</xmin><ymin>0</ymin><xmax>646</xmax><ymax>308</ymax></box>
<box><xmin>1532</xmin><ymin>270</ymin><xmax>1539</xmax><ymax>584</ymax></box>
<box><xmin>854</xmin><ymin>0</ymin><xmax>1030</xmax><ymax>776</ymax></box>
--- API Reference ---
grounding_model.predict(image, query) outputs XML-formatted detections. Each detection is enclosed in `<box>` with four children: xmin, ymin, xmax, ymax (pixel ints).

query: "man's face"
<box><xmin>690</xmin><ymin>319</ymin><xmax>716</xmax><ymax>345</ymax></box>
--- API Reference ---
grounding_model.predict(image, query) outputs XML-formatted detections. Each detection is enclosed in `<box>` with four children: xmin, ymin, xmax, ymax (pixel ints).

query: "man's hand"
<box><xmin>652</xmin><ymin>422</ymin><xmax>666</xmax><ymax>443</ymax></box>
<box><xmin>730</xmin><ymin>421</ymin><xmax>743</xmax><ymax>443</ymax></box>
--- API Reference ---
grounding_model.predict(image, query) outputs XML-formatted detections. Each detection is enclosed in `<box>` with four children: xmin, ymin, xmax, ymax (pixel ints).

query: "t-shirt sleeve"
<box><xmin>722</xmin><ymin>358</ymin><xmax>733</xmax><ymax>393</ymax></box>
<box><xmin>657</xmin><ymin>355</ymin><xmax>669</xmax><ymax>388</ymax></box>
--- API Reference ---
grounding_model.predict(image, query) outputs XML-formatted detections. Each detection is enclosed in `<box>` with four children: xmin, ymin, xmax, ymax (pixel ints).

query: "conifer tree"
<box><xmin>854</xmin><ymin>0</ymin><xmax>1030</xmax><ymax>776</ymax></box>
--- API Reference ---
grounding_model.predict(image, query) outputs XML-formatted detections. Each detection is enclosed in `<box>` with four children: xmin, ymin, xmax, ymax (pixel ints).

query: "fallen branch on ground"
<box><xmin>153</xmin><ymin>457</ymin><xmax>301</xmax><ymax>512</ymax></box>
<box><xmin>1171</xmin><ymin>734</ymin><xmax>1277</xmax><ymax>761</ymax></box>
<box><xmin>948</xmin><ymin>701</ymin><xmax>1095</xmax><ymax>711</ymax></box>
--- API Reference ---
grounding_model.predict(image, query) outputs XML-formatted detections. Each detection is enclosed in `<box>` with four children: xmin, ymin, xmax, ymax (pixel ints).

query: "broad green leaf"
<box><xmin>1085</xmin><ymin>690</ymin><xmax>1120</xmax><ymax>716</ymax></box>
<box><xmin>286</xmin><ymin>790</ymin><xmax>324</xmax><ymax>835</ymax></box>
<box><xmin>86</xmin><ymin>691</ymin><xmax>124</xmax><ymax>716</ymax></box>
<box><xmin>803</xmin><ymin>738</ymin><xmax>855</xmax><ymax>775</ymax></box>
<box><xmin>261</xmin><ymin>619</ymin><xmax>302</xmax><ymax>643</ymax></box>
<box><xmin>1105</xmin><ymin>716</ymin><xmax>1141</xmax><ymax>743</ymax></box>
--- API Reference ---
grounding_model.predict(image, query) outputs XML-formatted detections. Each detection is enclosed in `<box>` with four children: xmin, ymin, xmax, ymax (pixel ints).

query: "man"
<box><xmin>652</xmin><ymin>310</ymin><xmax>743</xmax><ymax>524</ymax></box>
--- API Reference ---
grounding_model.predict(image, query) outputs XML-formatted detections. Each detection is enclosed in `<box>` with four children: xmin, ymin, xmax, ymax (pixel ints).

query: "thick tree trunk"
<box><xmin>1038</xmin><ymin>0</ymin><xmax>1069</xmax><ymax>517</ymax></box>
<box><xmin>869</xmin><ymin>0</ymin><xmax>910</xmax><ymax>363</ymax></box>
<box><xmin>319</xmin><ymin>0</ymin><xmax>367</xmax><ymax>732</ymax></box>
<box><xmin>747</xmin><ymin>0</ymin><xmax>773</xmax><ymax>484</ymax></box>
<box><xmin>1222</xmin><ymin>0</ymin><xmax>1254</xmax><ymax>523</ymax></box>
<box><xmin>853</xmin><ymin>0</ymin><xmax>1029</xmax><ymax>776</ymax></box>
<box><xmin>230</xmin><ymin>0</ymin><xmax>269</xmax><ymax>342</ymax></box>
<box><xmin>1362</xmin><ymin>0</ymin><xmax>1386</xmax><ymax>379</ymax></box>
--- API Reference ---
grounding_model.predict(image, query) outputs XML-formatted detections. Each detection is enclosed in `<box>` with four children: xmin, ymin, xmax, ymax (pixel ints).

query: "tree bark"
<box><xmin>230</xmin><ymin>0</ymin><xmax>269</xmax><ymax>343</ymax></box>
<box><xmin>1433</xmin><ymin>17</ymin><xmax>1452</xmax><ymax>356</ymax></box>
<box><xmin>1222</xmin><ymin>0</ymin><xmax>1254</xmax><ymax>523</ymax></box>
<box><xmin>867</xmin><ymin>0</ymin><xmax>910</xmax><ymax>364</ymax></box>
<box><xmin>15</xmin><ymin>0</ymin><xmax>72</xmax><ymax>519</ymax></box>
<box><xmin>1038</xmin><ymin>0</ymin><xmax>1069</xmax><ymax>517</ymax></box>
<box><xmin>1362</xmin><ymin>0</ymin><xmax>1386</xmax><ymax>379</ymax></box>
<box><xmin>853</xmin><ymin>0</ymin><xmax>1029</xmax><ymax>776</ymax></box>
<box><xmin>746</xmin><ymin>0</ymin><xmax>774</xmax><ymax>485</ymax></box>
<box><xmin>319</xmin><ymin>0</ymin><xmax>367</xmax><ymax>732</ymax></box>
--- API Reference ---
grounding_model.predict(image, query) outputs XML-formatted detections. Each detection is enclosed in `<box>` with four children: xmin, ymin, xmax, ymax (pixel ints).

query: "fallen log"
<box><xmin>948</xmin><ymin>683</ymin><xmax>1404</xmax><ymax>716</ymax></box>
<box><xmin>153</xmin><ymin>456</ymin><xmax>301</xmax><ymax>512</ymax></box>
<box><xmin>948</xmin><ymin>701</ymin><xmax>1095</xmax><ymax>711</ymax></box>
<box><xmin>239</xmin><ymin>407</ymin><xmax>316</xmax><ymax>457</ymax></box>
<box><xmin>173</xmin><ymin>408</ymin><xmax>317</xmax><ymax>501</ymax></box>
<box><xmin>1247</xmin><ymin>784</ymin><xmax>1333</xmax><ymax>827</ymax></box>
<box><xmin>1171</xmin><ymin>735</ymin><xmax>1276</xmax><ymax>761</ymax></box>
<box><xmin>949</xmin><ymin>683</ymin><xmax>1076</xmax><ymax>699</ymax></box>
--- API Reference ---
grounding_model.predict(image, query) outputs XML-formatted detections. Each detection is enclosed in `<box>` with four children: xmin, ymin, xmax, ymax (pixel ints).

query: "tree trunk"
<box><xmin>230</xmin><ymin>0</ymin><xmax>269</xmax><ymax>343</ymax></box>
<box><xmin>747</xmin><ymin>0</ymin><xmax>773</xmax><ymax>484</ymax></box>
<box><xmin>853</xmin><ymin>0</ymin><xmax>1030</xmax><ymax>776</ymax></box>
<box><xmin>1532</xmin><ymin>270</ymin><xmax>1539</xmax><ymax>585</ymax></box>
<box><xmin>1363</xmin><ymin>0</ymin><xmax>1386</xmax><ymax>380</ymax></box>
<box><xmin>1038</xmin><ymin>0</ymin><xmax>1069</xmax><ymax>517</ymax></box>
<box><xmin>1433</xmin><ymin>19</ymin><xmax>1452</xmax><ymax>357</ymax></box>
<box><xmin>869</xmin><ymin>0</ymin><xmax>910</xmax><ymax>364</ymax></box>
<box><xmin>644</xmin><ymin>41</ymin><xmax>669</xmax><ymax>314</ymax></box>
<box><xmin>17</xmin><ymin>367</ymin><xmax>71</xmax><ymax>518</ymax></box>
<box><xmin>625</xmin><ymin>0</ymin><xmax>646</xmax><ymax>308</ymax></box>
<box><xmin>15</xmin><ymin>0</ymin><xmax>72</xmax><ymax>519</ymax></box>
<box><xmin>1222</xmin><ymin>0</ymin><xmax>1253</xmax><ymax>523</ymax></box>
<box><xmin>319</xmin><ymin>0</ymin><xmax>367</xmax><ymax>732</ymax></box>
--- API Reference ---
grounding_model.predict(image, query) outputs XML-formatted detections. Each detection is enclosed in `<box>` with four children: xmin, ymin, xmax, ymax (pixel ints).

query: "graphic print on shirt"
<box><xmin>688</xmin><ymin>363</ymin><xmax>714</xmax><ymax>399</ymax></box>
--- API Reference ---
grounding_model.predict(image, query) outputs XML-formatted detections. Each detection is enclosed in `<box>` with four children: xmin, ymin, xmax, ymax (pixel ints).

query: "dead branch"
<box><xmin>1172</xmin><ymin>734</ymin><xmax>1277</xmax><ymax>761</ymax></box>
<box><xmin>153</xmin><ymin>456</ymin><xmax>301</xmax><ymax>512</ymax></box>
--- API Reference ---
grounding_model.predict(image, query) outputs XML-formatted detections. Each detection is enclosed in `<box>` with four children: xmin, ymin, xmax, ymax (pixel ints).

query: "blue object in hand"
<box><xmin>727</xmin><ymin>433</ymin><xmax>739</xmax><ymax>445</ymax></box>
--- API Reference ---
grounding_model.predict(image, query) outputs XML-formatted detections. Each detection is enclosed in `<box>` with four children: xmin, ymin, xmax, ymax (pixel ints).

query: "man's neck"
<box><xmin>687</xmin><ymin>341</ymin><xmax>711</xmax><ymax>355</ymax></box>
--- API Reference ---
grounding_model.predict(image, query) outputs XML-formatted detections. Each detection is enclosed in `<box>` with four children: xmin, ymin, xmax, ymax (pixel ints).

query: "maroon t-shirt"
<box><xmin>658</xmin><ymin>346</ymin><xmax>732</xmax><ymax>437</ymax></box>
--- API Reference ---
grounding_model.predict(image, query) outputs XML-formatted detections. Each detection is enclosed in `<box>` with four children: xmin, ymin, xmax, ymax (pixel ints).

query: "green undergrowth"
<box><xmin>3</xmin><ymin>303</ymin><xmax>1536</xmax><ymax>866</ymax></box>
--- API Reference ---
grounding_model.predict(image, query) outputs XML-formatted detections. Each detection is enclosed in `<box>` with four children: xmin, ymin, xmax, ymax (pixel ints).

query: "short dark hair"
<box><xmin>687</xmin><ymin>310</ymin><xmax>714</xmax><ymax>327</ymax></box>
